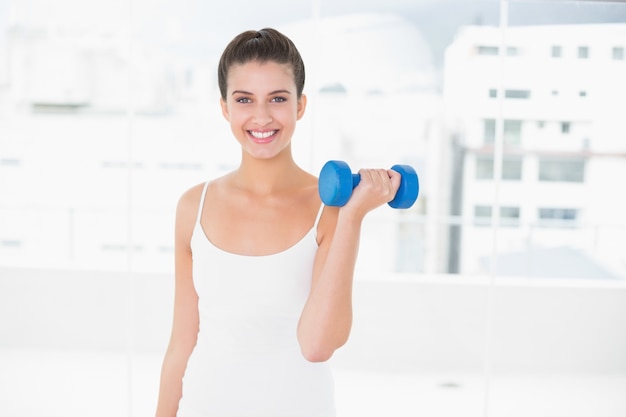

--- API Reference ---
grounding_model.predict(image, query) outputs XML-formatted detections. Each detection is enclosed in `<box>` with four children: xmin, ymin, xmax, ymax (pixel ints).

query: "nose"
<box><xmin>253</xmin><ymin>102</ymin><xmax>273</xmax><ymax>126</ymax></box>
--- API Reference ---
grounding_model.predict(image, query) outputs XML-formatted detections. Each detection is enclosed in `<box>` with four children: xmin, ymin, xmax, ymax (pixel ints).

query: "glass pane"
<box><xmin>484</xmin><ymin>119</ymin><xmax>496</xmax><ymax>143</ymax></box>
<box><xmin>0</xmin><ymin>1</ymin><xmax>135</xmax><ymax>415</ymax></box>
<box><xmin>503</xmin><ymin>119</ymin><xmax>522</xmax><ymax>144</ymax></box>
<box><xmin>538</xmin><ymin>157</ymin><xmax>585</xmax><ymax>182</ymax></box>
<box><xmin>489</xmin><ymin>1</ymin><xmax>626</xmax><ymax>416</ymax></box>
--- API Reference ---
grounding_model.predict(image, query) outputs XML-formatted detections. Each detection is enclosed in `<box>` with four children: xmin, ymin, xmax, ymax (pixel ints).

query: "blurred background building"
<box><xmin>444</xmin><ymin>23</ymin><xmax>626</xmax><ymax>278</ymax></box>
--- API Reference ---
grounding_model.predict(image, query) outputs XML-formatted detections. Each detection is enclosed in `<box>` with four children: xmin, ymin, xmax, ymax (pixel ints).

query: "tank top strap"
<box><xmin>196</xmin><ymin>181</ymin><xmax>210</xmax><ymax>226</ymax></box>
<box><xmin>313</xmin><ymin>203</ymin><xmax>325</xmax><ymax>240</ymax></box>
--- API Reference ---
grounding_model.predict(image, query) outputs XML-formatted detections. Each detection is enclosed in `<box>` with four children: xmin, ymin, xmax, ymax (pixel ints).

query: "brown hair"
<box><xmin>217</xmin><ymin>28</ymin><xmax>305</xmax><ymax>99</ymax></box>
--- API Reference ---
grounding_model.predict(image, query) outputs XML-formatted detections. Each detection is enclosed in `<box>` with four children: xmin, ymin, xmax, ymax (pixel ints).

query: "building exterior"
<box><xmin>443</xmin><ymin>23</ymin><xmax>626</xmax><ymax>278</ymax></box>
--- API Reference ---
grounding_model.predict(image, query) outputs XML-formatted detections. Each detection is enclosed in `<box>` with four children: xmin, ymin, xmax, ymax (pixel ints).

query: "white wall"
<box><xmin>2</xmin><ymin>267</ymin><xmax>625</xmax><ymax>375</ymax></box>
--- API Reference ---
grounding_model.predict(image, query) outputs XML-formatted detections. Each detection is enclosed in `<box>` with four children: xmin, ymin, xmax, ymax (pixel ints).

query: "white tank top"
<box><xmin>177</xmin><ymin>182</ymin><xmax>336</xmax><ymax>417</ymax></box>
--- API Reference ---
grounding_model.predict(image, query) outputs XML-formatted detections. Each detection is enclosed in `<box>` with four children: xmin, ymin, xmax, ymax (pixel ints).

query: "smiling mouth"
<box><xmin>248</xmin><ymin>130</ymin><xmax>278</xmax><ymax>142</ymax></box>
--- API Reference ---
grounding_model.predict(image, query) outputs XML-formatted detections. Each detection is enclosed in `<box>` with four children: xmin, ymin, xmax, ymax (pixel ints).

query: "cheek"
<box><xmin>281</xmin><ymin>106</ymin><xmax>300</xmax><ymax>123</ymax></box>
<box><xmin>227</xmin><ymin>109</ymin><xmax>247</xmax><ymax>127</ymax></box>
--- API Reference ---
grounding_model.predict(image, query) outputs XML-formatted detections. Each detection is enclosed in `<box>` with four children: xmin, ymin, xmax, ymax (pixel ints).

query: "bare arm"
<box><xmin>297</xmin><ymin>169</ymin><xmax>401</xmax><ymax>362</ymax></box>
<box><xmin>155</xmin><ymin>186</ymin><xmax>202</xmax><ymax>417</ymax></box>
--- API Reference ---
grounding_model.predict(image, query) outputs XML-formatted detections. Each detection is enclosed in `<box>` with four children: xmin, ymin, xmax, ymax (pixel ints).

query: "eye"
<box><xmin>235</xmin><ymin>97</ymin><xmax>252</xmax><ymax>104</ymax></box>
<box><xmin>271</xmin><ymin>96</ymin><xmax>287</xmax><ymax>103</ymax></box>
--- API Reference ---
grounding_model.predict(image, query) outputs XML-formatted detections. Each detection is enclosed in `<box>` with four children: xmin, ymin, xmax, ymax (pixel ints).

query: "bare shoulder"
<box><xmin>177</xmin><ymin>182</ymin><xmax>206</xmax><ymax>211</ymax></box>
<box><xmin>175</xmin><ymin>182</ymin><xmax>207</xmax><ymax>238</ymax></box>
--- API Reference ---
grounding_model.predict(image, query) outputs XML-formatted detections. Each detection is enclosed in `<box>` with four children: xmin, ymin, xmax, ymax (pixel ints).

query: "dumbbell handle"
<box><xmin>350</xmin><ymin>173</ymin><xmax>361</xmax><ymax>189</ymax></box>
<box><xmin>349</xmin><ymin>168</ymin><xmax>414</xmax><ymax>208</ymax></box>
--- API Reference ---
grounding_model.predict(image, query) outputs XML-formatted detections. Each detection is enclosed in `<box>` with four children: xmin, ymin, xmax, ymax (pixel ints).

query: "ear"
<box><xmin>220</xmin><ymin>97</ymin><xmax>230</xmax><ymax>121</ymax></box>
<box><xmin>296</xmin><ymin>94</ymin><xmax>307</xmax><ymax>121</ymax></box>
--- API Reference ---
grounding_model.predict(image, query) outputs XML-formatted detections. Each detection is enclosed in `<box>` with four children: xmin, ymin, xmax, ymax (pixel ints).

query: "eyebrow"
<box><xmin>231</xmin><ymin>89</ymin><xmax>292</xmax><ymax>96</ymax></box>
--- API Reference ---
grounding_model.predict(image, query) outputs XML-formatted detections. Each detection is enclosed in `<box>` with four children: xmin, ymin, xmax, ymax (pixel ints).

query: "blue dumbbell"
<box><xmin>318</xmin><ymin>160</ymin><xmax>419</xmax><ymax>209</ymax></box>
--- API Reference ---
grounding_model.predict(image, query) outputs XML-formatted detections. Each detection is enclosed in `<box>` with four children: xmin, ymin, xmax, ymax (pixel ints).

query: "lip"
<box><xmin>248</xmin><ymin>130</ymin><xmax>278</xmax><ymax>144</ymax></box>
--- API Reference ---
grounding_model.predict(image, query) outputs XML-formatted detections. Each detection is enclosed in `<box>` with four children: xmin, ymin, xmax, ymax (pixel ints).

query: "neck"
<box><xmin>233</xmin><ymin>149</ymin><xmax>303</xmax><ymax>195</ymax></box>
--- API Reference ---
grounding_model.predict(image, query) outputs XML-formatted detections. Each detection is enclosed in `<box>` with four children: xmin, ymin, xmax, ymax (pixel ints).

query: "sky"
<box><xmin>2</xmin><ymin>0</ymin><xmax>625</xmax><ymax>68</ymax></box>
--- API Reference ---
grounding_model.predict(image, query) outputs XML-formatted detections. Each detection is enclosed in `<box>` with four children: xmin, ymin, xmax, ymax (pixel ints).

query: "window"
<box><xmin>476</xmin><ymin>156</ymin><xmax>523</xmax><ymax>180</ymax></box>
<box><xmin>578</xmin><ymin>46</ymin><xmax>589</xmax><ymax>59</ymax></box>
<box><xmin>483</xmin><ymin>119</ymin><xmax>522</xmax><ymax>145</ymax></box>
<box><xmin>476</xmin><ymin>157</ymin><xmax>494</xmax><ymax>179</ymax></box>
<box><xmin>538</xmin><ymin>158</ymin><xmax>585</xmax><ymax>182</ymax></box>
<box><xmin>551</xmin><ymin>45</ymin><xmax>562</xmax><ymax>58</ymax></box>
<box><xmin>502</xmin><ymin>157</ymin><xmax>523</xmax><ymax>180</ymax></box>
<box><xmin>1</xmin><ymin>239</ymin><xmax>22</xmax><ymax>248</ymax></box>
<box><xmin>500</xmin><ymin>206</ymin><xmax>521</xmax><ymax>226</ymax></box>
<box><xmin>613</xmin><ymin>46</ymin><xmax>624</xmax><ymax>60</ymax></box>
<box><xmin>579</xmin><ymin>91</ymin><xmax>587</xmax><ymax>97</ymax></box>
<box><xmin>539</xmin><ymin>208</ymin><xmax>578</xmax><ymax>220</ymax></box>
<box><xmin>477</xmin><ymin>46</ymin><xmax>519</xmax><ymax>56</ymax></box>
<box><xmin>506</xmin><ymin>46</ymin><xmax>519</xmax><ymax>56</ymax></box>
<box><xmin>561</xmin><ymin>122</ymin><xmax>571</xmax><ymax>134</ymax></box>
<box><xmin>505</xmin><ymin>89</ymin><xmax>530</xmax><ymax>99</ymax></box>
<box><xmin>489</xmin><ymin>89</ymin><xmax>531</xmax><ymax>99</ymax></box>
<box><xmin>538</xmin><ymin>208</ymin><xmax>579</xmax><ymax>227</ymax></box>
<box><xmin>474</xmin><ymin>205</ymin><xmax>492</xmax><ymax>226</ymax></box>
<box><xmin>477</xmin><ymin>46</ymin><xmax>499</xmax><ymax>56</ymax></box>
<box><xmin>0</xmin><ymin>158</ymin><xmax>21</xmax><ymax>166</ymax></box>
<box><xmin>483</xmin><ymin>119</ymin><xmax>496</xmax><ymax>144</ymax></box>
<box><xmin>503</xmin><ymin>120</ymin><xmax>522</xmax><ymax>145</ymax></box>
<box><xmin>474</xmin><ymin>205</ymin><xmax>520</xmax><ymax>227</ymax></box>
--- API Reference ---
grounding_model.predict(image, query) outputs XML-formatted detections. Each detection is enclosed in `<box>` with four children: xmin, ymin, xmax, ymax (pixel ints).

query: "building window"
<box><xmin>538</xmin><ymin>208</ymin><xmax>578</xmax><ymax>227</ymax></box>
<box><xmin>476</xmin><ymin>156</ymin><xmax>523</xmax><ymax>180</ymax></box>
<box><xmin>101</xmin><ymin>161</ymin><xmax>144</xmax><ymax>169</ymax></box>
<box><xmin>477</xmin><ymin>46</ymin><xmax>520</xmax><ymax>56</ymax></box>
<box><xmin>503</xmin><ymin>120</ymin><xmax>522</xmax><ymax>145</ymax></box>
<box><xmin>484</xmin><ymin>119</ymin><xmax>522</xmax><ymax>145</ymax></box>
<box><xmin>505</xmin><ymin>89</ymin><xmax>530</xmax><ymax>99</ymax></box>
<box><xmin>1</xmin><ymin>239</ymin><xmax>23</xmax><ymax>248</ymax></box>
<box><xmin>507</xmin><ymin>47</ymin><xmax>519</xmax><ymax>56</ymax></box>
<box><xmin>551</xmin><ymin>45</ymin><xmax>562</xmax><ymax>58</ymax></box>
<box><xmin>501</xmin><ymin>206</ymin><xmax>521</xmax><ymax>227</ymax></box>
<box><xmin>578</xmin><ymin>46</ymin><xmax>589</xmax><ymax>59</ymax></box>
<box><xmin>474</xmin><ymin>205</ymin><xmax>492</xmax><ymax>226</ymax></box>
<box><xmin>476</xmin><ymin>157</ymin><xmax>494</xmax><ymax>179</ymax></box>
<box><xmin>158</xmin><ymin>162</ymin><xmax>203</xmax><ymax>170</ymax></box>
<box><xmin>477</xmin><ymin>46</ymin><xmax>499</xmax><ymax>56</ymax></box>
<box><xmin>502</xmin><ymin>157</ymin><xmax>522</xmax><ymax>180</ymax></box>
<box><xmin>538</xmin><ymin>158</ymin><xmax>585</xmax><ymax>182</ymax></box>
<box><xmin>561</xmin><ymin>122</ymin><xmax>571</xmax><ymax>134</ymax></box>
<box><xmin>0</xmin><ymin>158</ymin><xmax>21</xmax><ymax>166</ymax></box>
<box><xmin>613</xmin><ymin>46</ymin><xmax>624</xmax><ymax>60</ymax></box>
<box><xmin>474</xmin><ymin>205</ymin><xmax>520</xmax><ymax>227</ymax></box>
<box><xmin>484</xmin><ymin>119</ymin><xmax>496</xmax><ymax>144</ymax></box>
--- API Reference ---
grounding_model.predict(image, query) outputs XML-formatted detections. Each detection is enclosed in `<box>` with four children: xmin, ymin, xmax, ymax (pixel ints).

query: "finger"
<box><xmin>374</xmin><ymin>169</ymin><xmax>393</xmax><ymax>193</ymax></box>
<box><xmin>387</xmin><ymin>169</ymin><xmax>402</xmax><ymax>191</ymax></box>
<box><xmin>358</xmin><ymin>168</ymin><xmax>374</xmax><ymax>185</ymax></box>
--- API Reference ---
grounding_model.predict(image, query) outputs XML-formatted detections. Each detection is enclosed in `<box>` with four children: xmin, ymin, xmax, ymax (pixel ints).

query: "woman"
<box><xmin>155</xmin><ymin>28</ymin><xmax>400</xmax><ymax>417</ymax></box>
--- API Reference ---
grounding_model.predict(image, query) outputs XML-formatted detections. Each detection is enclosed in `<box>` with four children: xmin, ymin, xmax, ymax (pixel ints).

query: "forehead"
<box><xmin>226</xmin><ymin>60</ymin><xmax>295</xmax><ymax>93</ymax></box>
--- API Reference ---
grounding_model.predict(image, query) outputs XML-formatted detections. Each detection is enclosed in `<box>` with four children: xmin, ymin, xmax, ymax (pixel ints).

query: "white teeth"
<box><xmin>250</xmin><ymin>130</ymin><xmax>276</xmax><ymax>139</ymax></box>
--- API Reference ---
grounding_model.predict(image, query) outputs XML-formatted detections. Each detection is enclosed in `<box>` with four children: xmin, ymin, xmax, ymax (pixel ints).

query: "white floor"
<box><xmin>1</xmin><ymin>349</ymin><xmax>625</xmax><ymax>417</ymax></box>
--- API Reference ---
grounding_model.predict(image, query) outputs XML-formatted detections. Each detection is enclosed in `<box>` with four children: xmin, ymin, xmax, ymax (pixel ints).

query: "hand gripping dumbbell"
<box><xmin>318</xmin><ymin>160</ymin><xmax>419</xmax><ymax>209</ymax></box>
